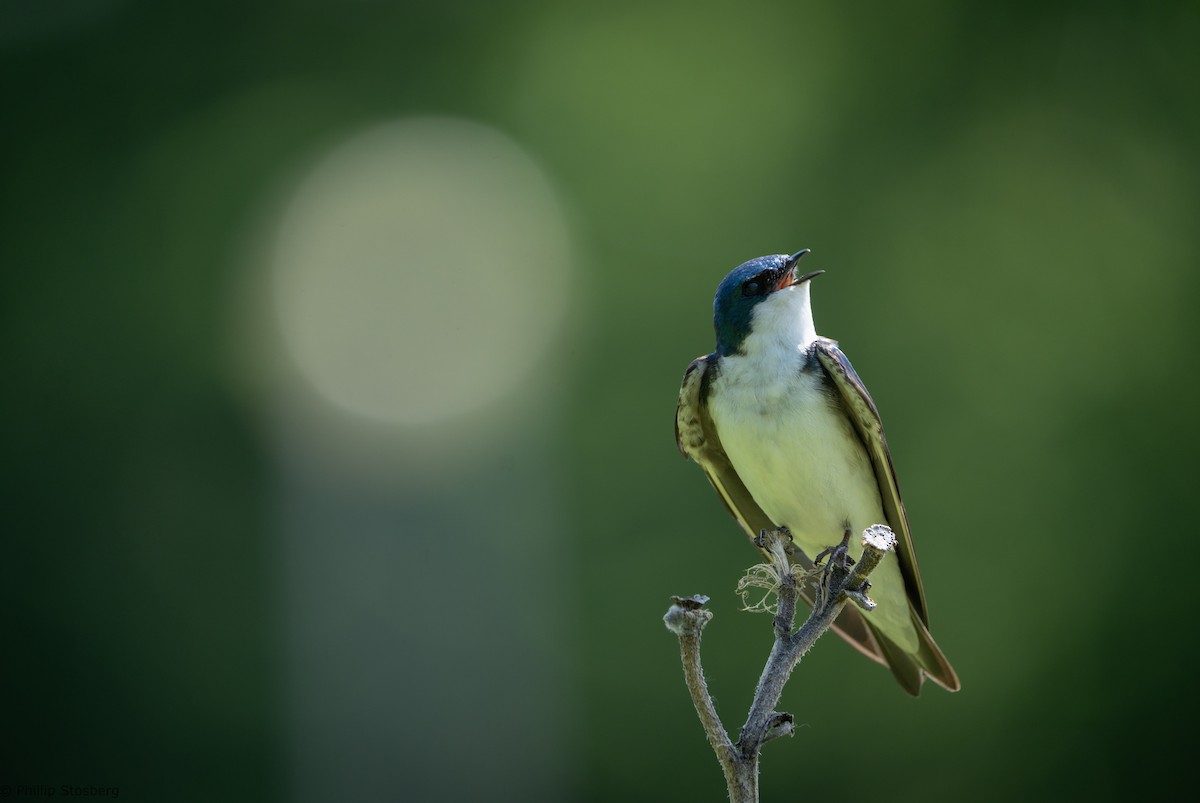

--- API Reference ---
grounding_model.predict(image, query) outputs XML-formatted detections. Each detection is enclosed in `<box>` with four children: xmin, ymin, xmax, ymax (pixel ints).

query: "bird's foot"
<box><xmin>755</xmin><ymin>527</ymin><xmax>797</xmax><ymax>581</ymax></box>
<box><xmin>754</xmin><ymin>526</ymin><xmax>792</xmax><ymax>551</ymax></box>
<box><xmin>812</xmin><ymin>528</ymin><xmax>856</xmax><ymax>610</ymax></box>
<box><xmin>812</xmin><ymin>527</ymin><xmax>854</xmax><ymax>568</ymax></box>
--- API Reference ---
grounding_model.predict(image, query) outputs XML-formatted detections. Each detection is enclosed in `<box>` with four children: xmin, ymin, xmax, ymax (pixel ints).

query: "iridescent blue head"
<box><xmin>712</xmin><ymin>250</ymin><xmax>823</xmax><ymax>356</ymax></box>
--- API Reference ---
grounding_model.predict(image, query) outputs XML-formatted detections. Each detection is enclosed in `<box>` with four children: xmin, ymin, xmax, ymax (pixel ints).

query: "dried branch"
<box><xmin>664</xmin><ymin>526</ymin><xmax>897</xmax><ymax>802</ymax></box>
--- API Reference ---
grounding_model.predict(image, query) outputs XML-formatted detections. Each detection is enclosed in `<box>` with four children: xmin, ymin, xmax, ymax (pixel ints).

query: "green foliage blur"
<box><xmin>3</xmin><ymin>1</ymin><xmax>1198</xmax><ymax>801</ymax></box>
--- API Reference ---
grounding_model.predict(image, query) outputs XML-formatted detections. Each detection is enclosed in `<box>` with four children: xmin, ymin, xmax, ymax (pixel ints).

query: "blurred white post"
<box><xmin>272</xmin><ymin>410</ymin><xmax>575</xmax><ymax>802</ymax></box>
<box><xmin>244</xmin><ymin>117</ymin><xmax>578</xmax><ymax>802</ymax></box>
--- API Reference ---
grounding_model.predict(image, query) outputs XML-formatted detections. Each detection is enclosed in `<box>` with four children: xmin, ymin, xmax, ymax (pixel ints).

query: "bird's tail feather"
<box><xmin>873</xmin><ymin>613</ymin><xmax>961</xmax><ymax>696</ymax></box>
<box><xmin>785</xmin><ymin>541</ymin><xmax>960</xmax><ymax>696</ymax></box>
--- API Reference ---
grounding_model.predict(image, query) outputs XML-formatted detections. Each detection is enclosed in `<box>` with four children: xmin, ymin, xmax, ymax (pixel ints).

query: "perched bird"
<box><xmin>675</xmin><ymin>250</ymin><xmax>959</xmax><ymax>695</ymax></box>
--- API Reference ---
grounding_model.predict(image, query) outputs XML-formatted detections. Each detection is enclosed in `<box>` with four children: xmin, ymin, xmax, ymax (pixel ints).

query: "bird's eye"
<box><xmin>743</xmin><ymin>280</ymin><xmax>761</xmax><ymax>296</ymax></box>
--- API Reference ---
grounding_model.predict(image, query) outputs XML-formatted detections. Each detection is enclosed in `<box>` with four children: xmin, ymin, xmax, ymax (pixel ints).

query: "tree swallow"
<box><xmin>675</xmin><ymin>251</ymin><xmax>960</xmax><ymax>695</ymax></box>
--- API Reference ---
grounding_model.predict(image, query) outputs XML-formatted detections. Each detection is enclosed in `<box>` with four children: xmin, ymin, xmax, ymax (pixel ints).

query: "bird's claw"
<box><xmin>812</xmin><ymin>527</ymin><xmax>853</xmax><ymax>568</ymax></box>
<box><xmin>754</xmin><ymin>526</ymin><xmax>793</xmax><ymax>550</ymax></box>
<box><xmin>811</xmin><ymin>528</ymin><xmax>858</xmax><ymax>609</ymax></box>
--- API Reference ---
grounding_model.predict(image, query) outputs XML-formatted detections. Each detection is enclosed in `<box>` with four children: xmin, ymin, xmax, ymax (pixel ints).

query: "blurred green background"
<box><xmin>3</xmin><ymin>1</ymin><xmax>1198</xmax><ymax>801</ymax></box>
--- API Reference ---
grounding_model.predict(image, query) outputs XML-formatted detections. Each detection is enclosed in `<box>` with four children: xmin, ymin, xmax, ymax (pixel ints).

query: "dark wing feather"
<box><xmin>814</xmin><ymin>339</ymin><xmax>961</xmax><ymax>693</ymax></box>
<box><xmin>675</xmin><ymin>355</ymin><xmax>885</xmax><ymax>665</ymax></box>
<box><xmin>811</xmin><ymin>338</ymin><xmax>929</xmax><ymax>623</ymax></box>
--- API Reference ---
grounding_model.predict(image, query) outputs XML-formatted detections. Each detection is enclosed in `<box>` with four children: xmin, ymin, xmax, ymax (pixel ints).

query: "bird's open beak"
<box><xmin>773</xmin><ymin>249</ymin><xmax>823</xmax><ymax>291</ymax></box>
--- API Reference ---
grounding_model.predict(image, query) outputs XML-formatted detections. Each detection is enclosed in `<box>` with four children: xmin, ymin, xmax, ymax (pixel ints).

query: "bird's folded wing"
<box><xmin>675</xmin><ymin>354</ymin><xmax>886</xmax><ymax>665</ymax></box>
<box><xmin>811</xmin><ymin>337</ymin><xmax>929</xmax><ymax>623</ymax></box>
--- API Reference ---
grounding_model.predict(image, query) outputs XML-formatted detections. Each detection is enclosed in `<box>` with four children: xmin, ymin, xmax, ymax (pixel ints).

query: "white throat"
<box><xmin>740</xmin><ymin>283</ymin><xmax>818</xmax><ymax>361</ymax></box>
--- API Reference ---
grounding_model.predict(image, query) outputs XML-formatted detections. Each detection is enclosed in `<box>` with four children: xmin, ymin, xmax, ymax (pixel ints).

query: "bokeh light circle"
<box><xmin>270</xmin><ymin>117</ymin><xmax>572</xmax><ymax>425</ymax></box>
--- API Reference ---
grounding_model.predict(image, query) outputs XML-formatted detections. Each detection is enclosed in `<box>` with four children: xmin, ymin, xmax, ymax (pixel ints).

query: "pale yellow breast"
<box><xmin>709</xmin><ymin>354</ymin><xmax>917</xmax><ymax>650</ymax></box>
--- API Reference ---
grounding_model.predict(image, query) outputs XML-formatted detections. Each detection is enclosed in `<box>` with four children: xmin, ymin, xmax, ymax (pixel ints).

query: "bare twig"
<box><xmin>664</xmin><ymin>526</ymin><xmax>897</xmax><ymax>802</ymax></box>
<box><xmin>663</xmin><ymin>595</ymin><xmax>750</xmax><ymax>799</ymax></box>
